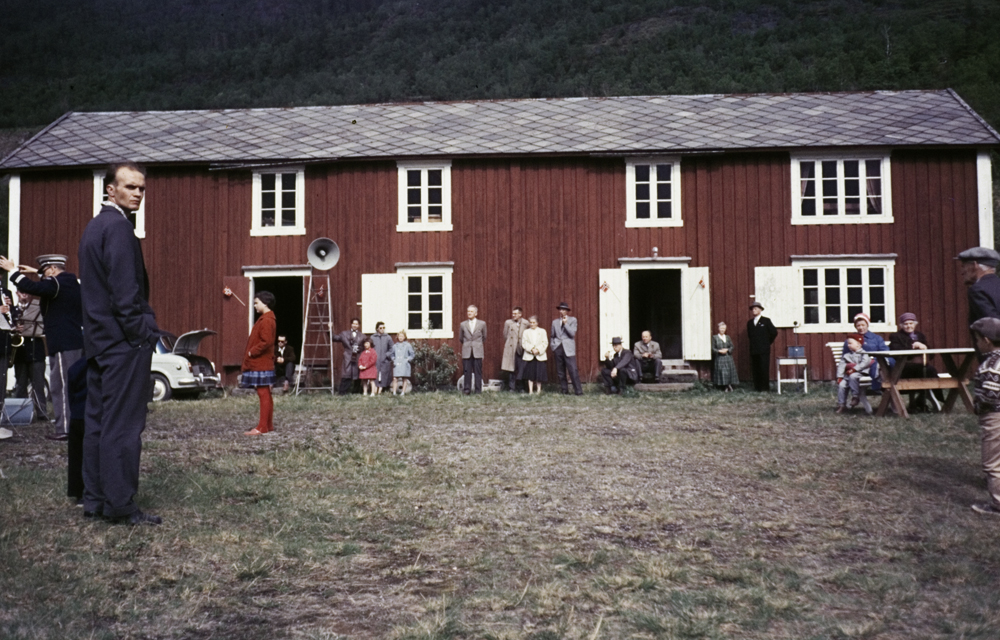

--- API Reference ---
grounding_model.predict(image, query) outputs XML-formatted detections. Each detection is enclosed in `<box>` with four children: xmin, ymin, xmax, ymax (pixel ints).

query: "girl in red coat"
<box><xmin>358</xmin><ymin>338</ymin><xmax>378</xmax><ymax>396</ymax></box>
<box><xmin>241</xmin><ymin>291</ymin><xmax>277</xmax><ymax>435</ymax></box>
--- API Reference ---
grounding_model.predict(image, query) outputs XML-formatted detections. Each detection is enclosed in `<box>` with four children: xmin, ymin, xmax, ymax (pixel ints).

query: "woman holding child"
<box><xmin>846</xmin><ymin>313</ymin><xmax>892</xmax><ymax>393</ymax></box>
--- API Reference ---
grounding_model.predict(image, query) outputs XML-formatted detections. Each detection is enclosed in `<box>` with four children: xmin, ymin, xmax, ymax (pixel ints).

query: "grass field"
<box><xmin>1</xmin><ymin>385</ymin><xmax>999</xmax><ymax>639</ymax></box>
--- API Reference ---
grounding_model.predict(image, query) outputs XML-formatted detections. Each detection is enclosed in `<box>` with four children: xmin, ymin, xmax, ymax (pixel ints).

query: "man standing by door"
<box><xmin>459</xmin><ymin>305</ymin><xmax>486</xmax><ymax>394</ymax></box>
<box><xmin>747</xmin><ymin>301</ymin><xmax>778</xmax><ymax>392</ymax></box>
<box><xmin>78</xmin><ymin>161</ymin><xmax>162</xmax><ymax>525</ymax></box>
<box><xmin>551</xmin><ymin>302</ymin><xmax>583</xmax><ymax>395</ymax></box>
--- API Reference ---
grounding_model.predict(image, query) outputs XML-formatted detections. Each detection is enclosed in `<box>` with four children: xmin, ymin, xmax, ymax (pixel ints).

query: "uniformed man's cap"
<box><xmin>956</xmin><ymin>247</ymin><xmax>1000</xmax><ymax>267</ymax></box>
<box><xmin>611</xmin><ymin>337</ymin><xmax>623</xmax><ymax>345</ymax></box>
<box><xmin>971</xmin><ymin>317</ymin><xmax>1000</xmax><ymax>342</ymax></box>
<box><xmin>36</xmin><ymin>254</ymin><xmax>67</xmax><ymax>269</ymax></box>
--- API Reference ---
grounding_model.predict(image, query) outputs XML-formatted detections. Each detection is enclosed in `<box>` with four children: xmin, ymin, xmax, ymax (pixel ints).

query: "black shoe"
<box><xmin>45</xmin><ymin>433</ymin><xmax>68</xmax><ymax>441</ymax></box>
<box><xmin>83</xmin><ymin>510</ymin><xmax>103</xmax><ymax>519</ymax></box>
<box><xmin>108</xmin><ymin>510</ymin><xmax>162</xmax><ymax>526</ymax></box>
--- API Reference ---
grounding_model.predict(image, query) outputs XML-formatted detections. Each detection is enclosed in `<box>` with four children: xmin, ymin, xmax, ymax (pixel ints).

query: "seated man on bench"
<box><xmin>633</xmin><ymin>330</ymin><xmax>663</xmax><ymax>382</ymax></box>
<box><xmin>600</xmin><ymin>337</ymin><xmax>639</xmax><ymax>394</ymax></box>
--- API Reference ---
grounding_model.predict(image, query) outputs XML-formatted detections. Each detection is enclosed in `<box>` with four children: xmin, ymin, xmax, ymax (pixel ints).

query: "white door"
<box><xmin>753</xmin><ymin>266</ymin><xmax>800</xmax><ymax>328</ymax></box>
<box><xmin>598</xmin><ymin>269</ymin><xmax>629</xmax><ymax>359</ymax></box>
<box><xmin>681</xmin><ymin>266</ymin><xmax>711</xmax><ymax>361</ymax></box>
<box><xmin>360</xmin><ymin>273</ymin><xmax>404</xmax><ymax>334</ymax></box>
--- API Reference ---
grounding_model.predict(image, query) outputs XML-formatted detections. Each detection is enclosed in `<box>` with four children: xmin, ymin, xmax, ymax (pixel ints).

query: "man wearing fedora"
<box><xmin>599</xmin><ymin>337</ymin><xmax>639</xmax><ymax>394</ymax></box>
<box><xmin>958</xmin><ymin>247</ymin><xmax>1000</xmax><ymax>325</ymax></box>
<box><xmin>551</xmin><ymin>302</ymin><xmax>583</xmax><ymax>395</ymax></box>
<box><xmin>0</xmin><ymin>253</ymin><xmax>84</xmax><ymax>440</ymax></box>
<box><xmin>746</xmin><ymin>301</ymin><xmax>778</xmax><ymax>392</ymax></box>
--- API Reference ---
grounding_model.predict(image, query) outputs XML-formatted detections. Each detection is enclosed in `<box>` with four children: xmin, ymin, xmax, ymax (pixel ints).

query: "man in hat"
<box><xmin>599</xmin><ymin>337</ymin><xmax>639</xmax><ymax>394</ymax></box>
<box><xmin>0</xmin><ymin>253</ymin><xmax>84</xmax><ymax>440</ymax></box>
<box><xmin>551</xmin><ymin>302</ymin><xmax>583</xmax><ymax>395</ymax></box>
<box><xmin>78</xmin><ymin>161</ymin><xmax>162</xmax><ymax>525</ymax></box>
<box><xmin>969</xmin><ymin>316</ymin><xmax>1000</xmax><ymax>515</ymax></box>
<box><xmin>746</xmin><ymin>301</ymin><xmax>778</xmax><ymax>392</ymax></box>
<box><xmin>334</xmin><ymin>318</ymin><xmax>366</xmax><ymax>395</ymax></box>
<box><xmin>957</xmin><ymin>247</ymin><xmax>1000</xmax><ymax>324</ymax></box>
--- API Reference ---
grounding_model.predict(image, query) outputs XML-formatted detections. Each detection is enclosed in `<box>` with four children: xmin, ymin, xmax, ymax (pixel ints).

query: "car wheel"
<box><xmin>151</xmin><ymin>373</ymin><xmax>172</xmax><ymax>402</ymax></box>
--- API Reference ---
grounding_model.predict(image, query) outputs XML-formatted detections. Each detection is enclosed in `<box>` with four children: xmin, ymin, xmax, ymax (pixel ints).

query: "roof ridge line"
<box><xmin>0</xmin><ymin>111</ymin><xmax>75</xmax><ymax>169</ymax></box>
<box><xmin>946</xmin><ymin>88</ymin><xmax>1000</xmax><ymax>144</ymax></box>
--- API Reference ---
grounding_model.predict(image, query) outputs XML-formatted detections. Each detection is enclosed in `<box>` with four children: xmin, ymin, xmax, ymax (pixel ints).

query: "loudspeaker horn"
<box><xmin>307</xmin><ymin>237</ymin><xmax>340</xmax><ymax>271</ymax></box>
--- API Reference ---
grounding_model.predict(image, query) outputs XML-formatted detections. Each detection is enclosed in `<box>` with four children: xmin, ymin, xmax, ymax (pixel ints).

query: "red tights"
<box><xmin>255</xmin><ymin>386</ymin><xmax>274</xmax><ymax>433</ymax></box>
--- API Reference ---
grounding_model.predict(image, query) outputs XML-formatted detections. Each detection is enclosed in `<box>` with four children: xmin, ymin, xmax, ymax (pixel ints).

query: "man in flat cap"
<box><xmin>599</xmin><ymin>337</ymin><xmax>639</xmax><ymax>394</ymax></box>
<box><xmin>746</xmin><ymin>301</ymin><xmax>778</xmax><ymax>392</ymax></box>
<box><xmin>78</xmin><ymin>161</ymin><xmax>162</xmax><ymax>525</ymax></box>
<box><xmin>551</xmin><ymin>302</ymin><xmax>583</xmax><ymax>395</ymax></box>
<box><xmin>958</xmin><ymin>247</ymin><xmax>1000</xmax><ymax>324</ymax></box>
<box><xmin>0</xmin><ymin>253</ymin><xmax>84</xmax><ymax>441</ymax></box>
<box><xmin>969</xmin><ymin>317</ymin><xmax>1000</xmax><ymax>515</ymax></box>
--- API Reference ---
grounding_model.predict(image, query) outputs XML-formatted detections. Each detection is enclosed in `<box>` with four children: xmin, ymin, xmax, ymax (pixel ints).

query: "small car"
<box><xmin>151</xmin><ymin>329</ymin><xmax>221</xmax><ymax>401</ymax></box>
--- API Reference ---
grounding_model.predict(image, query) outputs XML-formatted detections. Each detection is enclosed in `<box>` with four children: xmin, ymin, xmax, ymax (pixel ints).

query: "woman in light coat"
<box><xmin>519</xmin><ymin>316</ymin><xmax>548</xmax><ymax>394</ymax></box>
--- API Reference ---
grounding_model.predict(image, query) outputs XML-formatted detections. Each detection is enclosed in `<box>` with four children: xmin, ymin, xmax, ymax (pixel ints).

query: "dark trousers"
<box><xmin>463</xmin><ymin>357</ymin><xmax>483</xmax><ymax>393</ymax></box>
<box><xmin>68</xmin><ymin>417</ymin><xmax>84</xmax><ymax>500</ymax></box>
<box><xmin>503</xmin><ymin>360</ymin><xmax>525</xmax><ymax>391</ymax></box>
<box><xmin>599</xmin><ymin>368</ymin><xmax>634</xmax><ymax>393</ymax></box>
<box><xmin>15</xmin><ymin>359</ymin><xmax>48</xmax><ymax>417</ymax></box>
<box><xmin>638</xmin><ymin>358</ymin><xmax>662</xmax><ymax>381</ymax></box>
<box><xmin>554</xmin><ymin>347</ymin><xmax>583</xmax><ymax>394</ymax></box>
<box><xmin>83</xmin><ymin>342</ymin><xmax>153</xmax><ymax>518</ymax></box>
<box><xmin>337</xmin><ymin>376</ymin><xmax>360</xmax><ymax>395</ymax></box>
<box><xmin>750</xmin><ymin>353</ymin><xmax>770</xmax><ymax>391</ymax></box>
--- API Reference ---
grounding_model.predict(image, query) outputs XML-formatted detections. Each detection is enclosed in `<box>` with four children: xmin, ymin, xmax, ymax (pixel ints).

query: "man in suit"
<box><xmin>958</xmin><ymin>247</ymin><xmax>1000</xmax><ymax>324</ymax></box>
<box><xmin>746</xmin><ymin>301</ymin><xmax>778</xmax><ymax>392</ymax></box>
<box><xmin>501</xmin><ymin>306</ymin><xmax>529</xmax><ymax>391</ymax></box>
<box><xmin>334</xmin><ymin>318</ymin><xmax>366</xmax><ymax>395</ymax></box>
<box><xmin>633</xmin><ymin>330</ymin><xmax>663</xmax><ymax>382</ymax></box>
<box><xmin>0</xmin><ymin>254</ymin><xmax>84</xmax><ymax>440</ymax></box>
<box><xmin>599</xmin><ymin>337</ymin><xmax>639</xmax><ymax>394</ymax></box>
<box><xmin>274</xmin><ymin>335</ymin><xmax>296</xmax><ymax>393</ymax></box>
<box><xmin>459</xmin><ymin>305</ymin><xmax>486</xmax><ymax>394</ymax></box>
<box><xmin>78</xmin><ymin>161</ymin><xmax>162</xmax><ymax>525</ymax></box>
<box><xmin>551</xmin><ymin>302</ymin><xmax>583</xmax><ymax>395</ymax></box>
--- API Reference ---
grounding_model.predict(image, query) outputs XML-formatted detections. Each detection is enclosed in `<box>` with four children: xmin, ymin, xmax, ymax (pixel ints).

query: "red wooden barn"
<box><xmin>2</xmin><ymin>90</ymin><xmax>998</xmax><ymax>386</ymax></box>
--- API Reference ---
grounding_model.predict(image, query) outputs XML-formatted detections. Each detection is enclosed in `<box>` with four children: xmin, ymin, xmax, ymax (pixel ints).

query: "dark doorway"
<box><xmin>252</xmin><ymin>276</ymin><xmax>304</xmax><ymax>358</ymax></box>
<box><xmin>629</xmin><ymin>270</ymin><xmax>682</xmax><ymax>359</ymax></box>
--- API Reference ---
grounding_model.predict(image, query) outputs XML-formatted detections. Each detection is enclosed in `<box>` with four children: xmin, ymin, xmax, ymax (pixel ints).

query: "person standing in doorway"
<box><xmin>274</xmin><ymin>335</ymin><xmax>296</xmax><ymax>393</ymax></box>
<box><xmin>746</xmin><ymin>301</ymin><xmax>777</xmax><ymax>392</ymax></box>
<box><xmin>459</xmin><ymin>305</ymin><xmax>486</xmax><ymax>394</ymax></box>
<box><xmin>78</xmin><ymin>161</ymin><xmax>161</xmax><ymax>525</ymax></box>
<box><xmin>551</xmin><ymin>302</ymin><xmax>583</xmax><ymax>395</ymax></box>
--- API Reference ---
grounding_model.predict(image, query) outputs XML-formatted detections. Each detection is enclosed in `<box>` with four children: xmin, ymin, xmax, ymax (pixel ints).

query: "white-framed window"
<box><xmin>793</xmin><ymin>256</ymin><xmax>895</xmax><ymax>333</ymax></box>
<box><xmin>93</xmin><ymin>170</ymin><xmax>145</xmax><ymax>238</ymax></box>
<box><xmin>397</xmin><ymin>161</ymin><xmax>453</xmax><ymax>232</ymax></box>
<box><xmin>251</xmin><ymin>167</ymin><xmax>305</xmax><ymax>236</ymax></box>
<box><xmin>791</xmin><ymin>155</ymin><xmax>892</xmax><ymax>224</ymax></box>
<box><xmin>625</xmin><ymin>157</ymin><xmax>682</xmax><ymax>228</ymax></box>
<box><xmin>361</xmin><ymin>264</ymin><xmax>454</xmax><ymax>339</ymax></box>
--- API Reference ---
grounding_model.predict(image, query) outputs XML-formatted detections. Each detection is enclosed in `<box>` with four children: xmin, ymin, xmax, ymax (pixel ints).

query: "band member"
<box><xmin>12</xmin><ymin>290</ymin><xmax>49</xmax><ymax>419</ymax></box>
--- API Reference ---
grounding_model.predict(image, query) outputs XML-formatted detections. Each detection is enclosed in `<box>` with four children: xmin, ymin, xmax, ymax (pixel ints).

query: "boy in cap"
<box><xmin>969</xmin><ymin>317</ymin><xmax>1000</xmax><ymax>515</ymax></box>
<box><xmin>836</xmin><ymin>333</ymin><xmax>874</xmax><ymax>415</ymax></box>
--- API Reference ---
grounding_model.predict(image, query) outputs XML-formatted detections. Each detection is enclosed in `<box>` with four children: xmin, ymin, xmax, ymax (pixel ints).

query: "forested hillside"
<box><xmin>1</xmin><ymin>0</ymin><xmax>998</xmax><ymax>135</ymax></box>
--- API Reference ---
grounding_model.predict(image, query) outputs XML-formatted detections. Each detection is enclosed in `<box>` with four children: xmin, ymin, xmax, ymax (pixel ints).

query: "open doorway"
<box><xmin>629</xmin><ymin>269</ymin><xmax>682</xmax><ymax>359</ymax></box>
<box><xmin>252</xmin><ymin>276</ymin><xmax>304</xmax><ymax>360</ymax></box>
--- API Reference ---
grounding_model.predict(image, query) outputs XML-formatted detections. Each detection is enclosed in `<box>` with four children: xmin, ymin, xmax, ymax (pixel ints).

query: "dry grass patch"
<box><xmin>2</xmin><ymin>387</ymin><xmax>1000</xmax><ymax>638</ymax></box>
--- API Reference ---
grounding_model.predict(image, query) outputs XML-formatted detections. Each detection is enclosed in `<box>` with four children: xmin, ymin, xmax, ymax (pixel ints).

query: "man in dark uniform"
<box><xmin>746</xmin><ymin>301</ymin><xmax>778</xmax><ymax>392</ymax></box>
<box><xmin>599</xmin><ymin>337</ymin><xmax>639</xmax><ymax>394</ymax></box>
<box><xmin>958</xmin><ymin>247</ymin><xmax>1000</xmax><ymax>324</ymax></box>
<box><xmin>334</xmin><ymin>318</ymin><xmax>366</xmax><ymax>395</ymax></box>
<box><xmin>0</xmin><ymin>254</ymin><xmax>83</xmax><ymax>439</ymax></box>
<box><xmin>78</xmin><ymin>161</ymin><xmax>162</xmax><ymax>525</ymax></box>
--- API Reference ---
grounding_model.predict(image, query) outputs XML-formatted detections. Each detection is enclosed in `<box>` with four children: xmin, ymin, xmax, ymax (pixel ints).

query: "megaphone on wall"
<box><xmin>307</xmin><ymin>237</ymin><xmax>340</xmax><ymax>271</ymax></box>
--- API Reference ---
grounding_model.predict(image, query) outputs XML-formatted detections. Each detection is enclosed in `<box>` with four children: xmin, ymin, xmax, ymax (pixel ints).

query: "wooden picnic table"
<box><xmin>869</xmin><ymin>348</ymin><xmax>977</xmax><ymax>418</ymax></box>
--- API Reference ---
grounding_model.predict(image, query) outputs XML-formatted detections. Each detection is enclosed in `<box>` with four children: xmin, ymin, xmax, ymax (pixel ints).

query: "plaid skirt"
<box><xmin>712</xmin><ymin>355</ymin><xmax>738</xmax><ymax>386</ymax></box>
<box><xmin>240</xmin><ymin>370</ymin><xmax>276</xmax><ymax>388</ymax></box>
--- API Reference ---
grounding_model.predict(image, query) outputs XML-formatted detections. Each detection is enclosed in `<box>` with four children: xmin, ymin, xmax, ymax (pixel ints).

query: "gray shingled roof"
<box><xmin>3</xmin><ymin>90</ymin><xmax>998</xmax><ymax>169</ymax></box>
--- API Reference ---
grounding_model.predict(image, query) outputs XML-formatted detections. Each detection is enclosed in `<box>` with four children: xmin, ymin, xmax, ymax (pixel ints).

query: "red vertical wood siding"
<box><xmin>15</xmin><ymin>149</ymin><xmax>982</xmax><ymax>384</ymax></box>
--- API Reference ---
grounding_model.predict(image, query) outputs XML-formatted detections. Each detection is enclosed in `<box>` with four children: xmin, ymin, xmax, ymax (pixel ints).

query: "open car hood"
<box><xmin>172</xmin><ymin>329</ymin><xmax>217</xmax><ymax>355</ymax></box>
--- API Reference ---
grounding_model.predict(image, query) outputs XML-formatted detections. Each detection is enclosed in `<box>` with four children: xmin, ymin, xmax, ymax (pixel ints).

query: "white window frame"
<box><xmin>625</xmin><ymin>157</ymin><xmax>682</xmax><ymax>228</ymax></box>
<box><xmin>251</xmin><ymin>167</ymin><xmax>306</xmax><ymax>237</ymax></box>
<box><xmin>790</xmin><ymin>153</ymin><xmax>893</xmax><ymax>225</ymax></box>
<box><xmin>397</xmin><ymin>161</ymin><xmax>453</xmax><ymax>232</ymax></box>
<box><xmin>93</xmin><ymin>170</ymin><xmax>145</xmax><ymax>238</ymax></box>
<box><xmin>399</xmin><ymin>265</ymin><xmax>453</xmax><ymax>339</ymax></box>
<box><xmin>791</xmin><ymin>256</ymin><xmax>896</xmax><ymax>334</ymax></box>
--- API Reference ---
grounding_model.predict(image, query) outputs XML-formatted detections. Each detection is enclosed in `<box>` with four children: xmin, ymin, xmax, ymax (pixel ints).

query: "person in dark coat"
<box><xmin>599</xmin><ymin>337</ymin><xmax>639</xmax><ymax>394</ymax></box>
<box><xmin>889</xmin><ymin>312</ymin><xmax>939</xmax><ymax>412</ymax></box>
<box><xmin>334</xmin><ymin>318</ymin><xmax>366</xmax><ymax>395</ymax></box>
<box><xmin>274</xmin><ymin>334</ymin><xmax>296</xmax><ymax>393</ymax></box>
<box><xmin>746</xmin><ymin>301</ymin><xmax>778</xmax><ymax>392</ymax></box>
<box><xmin>78</xmin><ymin>162</ymin><xmax>162</xmax><ymax>526</ymax></box>
<box><xmin>958</xmin><ymin>247</ymin><xmax>1000</xmax><ymax>324</ymax></box>
<box><xmin>369</xmin><ymin>322</ymin><xmax>395</xmax><ymax>393</ymax></box>
<box><xmin>0</xmin><ymin>253</ymin><xmax>84</xmax><ymax>439</ymax></box>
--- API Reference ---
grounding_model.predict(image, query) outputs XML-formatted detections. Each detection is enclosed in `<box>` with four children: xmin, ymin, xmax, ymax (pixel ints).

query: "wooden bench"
<box><xmin>826</xmin><ymin>341</ymin><xmax>946</xmax><ymax>412</ymax></box>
